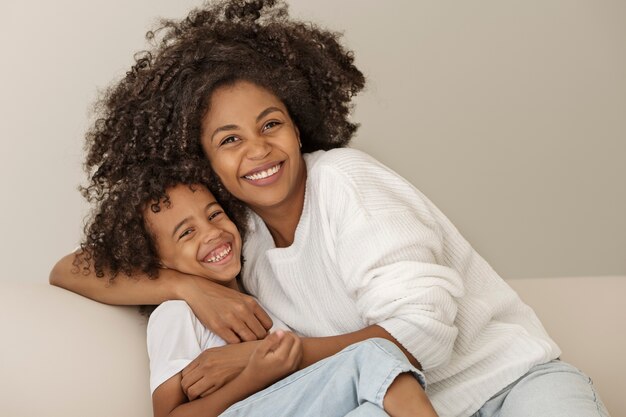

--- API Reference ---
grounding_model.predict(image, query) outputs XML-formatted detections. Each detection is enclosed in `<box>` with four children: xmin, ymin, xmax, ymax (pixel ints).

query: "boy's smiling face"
<box><xmin>144</xmin><ymin>184</ymin><xmax>242</xmax><ymax>287</ymax></box>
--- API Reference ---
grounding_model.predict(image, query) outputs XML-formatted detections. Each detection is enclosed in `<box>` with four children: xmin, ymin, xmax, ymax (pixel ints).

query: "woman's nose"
<box><xmin>245</xmin><ymin>135</ymin><xmax>272</xmax><ymax>160</ymax></box>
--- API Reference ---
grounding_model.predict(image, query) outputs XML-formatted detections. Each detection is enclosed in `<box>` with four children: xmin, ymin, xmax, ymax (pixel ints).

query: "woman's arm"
<box><xmin>49</xmin><ymin>252</ymin><xmax>273</xmax><ymax>342</ymax></box>
<box><xmin>181</xmin><ymin>323</ymin><xmax>419</xmax><ymax>400</ymax></box>
<box><xmin>299</xmin><ymin>324</ymin><xmax>420</xmax><ymax>369</ymax></box>
<box><xmin>154</xmin><ymin>332</ymin><xmax>301</xmax><ymax>417</ymax></box>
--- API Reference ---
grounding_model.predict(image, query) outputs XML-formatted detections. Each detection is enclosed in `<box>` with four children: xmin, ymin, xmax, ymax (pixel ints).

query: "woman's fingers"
<box><xmin>187</xmin><ymin>277</ymin><xmax>273</xmax><ymax>342</ymax></box>
<box><xmin>245</xmin><ymin>309</ymin><xmax>273</xmax><ymax>339</ymax></box>
<box><xmin>252</xmin><ymin>302</ymin><xmax>274</xmax><ymax>331</ymax></box>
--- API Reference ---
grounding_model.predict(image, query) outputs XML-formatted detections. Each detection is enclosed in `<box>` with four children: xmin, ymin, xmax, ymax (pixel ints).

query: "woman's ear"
<box><xmin>295</xmin><ymin>125</ymin><xmax>302</xmax><ymax>148</ymax></box>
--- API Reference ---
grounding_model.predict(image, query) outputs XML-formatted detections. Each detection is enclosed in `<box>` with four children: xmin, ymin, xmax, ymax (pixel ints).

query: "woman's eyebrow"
<box><xmin>211</xmin><ymin>124</ymin><xmax>239</xmax><ymax>143</ymax></box>
<box><xmin>205</xmin><ymin>201</ymin><xmax>220</xmax><ymax>211</ymax></box>
<box><xmin>256</xmin><ymin>106</ymin><xmax>284</xmax><ymax>122</ymax></box>
<box><xmin>210</xmin><ymin>107</ymin><xmax>284</xmax><ymax>143</ymax></box>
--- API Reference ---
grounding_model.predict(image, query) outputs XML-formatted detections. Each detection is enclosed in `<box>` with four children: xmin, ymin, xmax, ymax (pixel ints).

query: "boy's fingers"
<box><xmin>258</xmin><ymin>331</ymin><xmax>282</xmax><ymax>355</ymax></box>
<box><xmin>273</xmin><ymin>332</ymin><xmax>295</xmax><ymax>357</ymax></box>
<box><xmin>180</xmin><ymin>371</ymin><xmax>204</xmax><ymax>396</ymax></box>
<box><xmin>181</xmin><ymin>360</ymin><xmax>198</xmax><ymax>376</ymax></box>
<box><xmin>288</xmin><ymin>336</ymin><xmax>303</xmax><ymax>367</ymax></box>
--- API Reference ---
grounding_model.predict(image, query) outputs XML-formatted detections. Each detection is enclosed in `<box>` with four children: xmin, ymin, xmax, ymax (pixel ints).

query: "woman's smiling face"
<box><xmin>200</xmin><ymin>81</ymin><xmax>306</xmax><ymax>215</ymax></box>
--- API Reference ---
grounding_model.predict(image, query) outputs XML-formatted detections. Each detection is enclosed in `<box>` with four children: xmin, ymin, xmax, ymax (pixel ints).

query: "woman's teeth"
<box><xmin>204</xmin><ymin>244</ymin><xmax>232</xmax><ymax>263</ymax></box>
<box><xmin>244</xmin><ymin>163</ymin><xmax>281</xmax><ymax>180</ymax></box>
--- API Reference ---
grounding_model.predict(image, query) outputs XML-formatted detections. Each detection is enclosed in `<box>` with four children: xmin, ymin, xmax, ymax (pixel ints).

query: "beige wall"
<box><xmin>1</xmin><ymin>0</ymin><xmax>624</xmax><ymax>282</ymax></box>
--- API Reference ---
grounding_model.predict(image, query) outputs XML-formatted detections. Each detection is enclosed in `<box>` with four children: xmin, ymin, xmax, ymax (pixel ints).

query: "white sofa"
<box><xmin>1</xmin><ymin>276</ymin><xmax>623</xmax><ymax>417</ymax></box>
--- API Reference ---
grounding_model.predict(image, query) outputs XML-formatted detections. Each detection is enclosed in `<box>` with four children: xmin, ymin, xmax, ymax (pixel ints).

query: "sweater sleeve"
<box><xmin>319</xmin><ymin>151</ymin><xmax>466</xmax><ymax>371</ymax></box>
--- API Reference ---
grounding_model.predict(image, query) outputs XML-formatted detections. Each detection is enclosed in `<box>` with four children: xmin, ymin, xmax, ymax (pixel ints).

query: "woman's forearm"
<box><xmin>300</xmin><ymin>325</ymin><xmax>422</xmax><ymax>370</ymax></box>
<box><xmin>49</xmin><ymin>252</ymin><xmax>182</xmax><ymax>305</ymax></box>
<box><xmin>50</xmin><ymin>252</ymin><xmax>272</xmax><ymax>343</ymax></box>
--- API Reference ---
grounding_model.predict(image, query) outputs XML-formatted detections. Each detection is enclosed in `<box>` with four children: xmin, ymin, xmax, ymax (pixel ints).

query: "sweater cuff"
<box><xmin>378</xmin><ymin>317</ymin><xmax>453</xmax><ymax>371</ymax></box>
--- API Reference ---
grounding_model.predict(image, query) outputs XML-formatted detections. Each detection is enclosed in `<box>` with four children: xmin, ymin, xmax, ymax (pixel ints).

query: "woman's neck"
<box><xmin>253</xmin><ymin>162</ymin><xmax>307</xmax><ymax>248</ymax></box>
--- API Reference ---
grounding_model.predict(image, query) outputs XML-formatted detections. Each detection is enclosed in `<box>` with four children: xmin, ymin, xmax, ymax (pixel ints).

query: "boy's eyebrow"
<box><xmin>171</xmin><ymin>201</ymin><xmax>221</xmax><ymax>238</ymax></box>
<box><xmin>210</xmin><ymin>107</ymin><xmax>285</xmax><ymax>143</ymax></box>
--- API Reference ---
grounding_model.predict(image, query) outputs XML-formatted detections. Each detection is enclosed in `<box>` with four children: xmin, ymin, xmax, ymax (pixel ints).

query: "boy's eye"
<box><xmin>262</xmin><ymin>120</ymin><xmax>281</xmax><ymax>132</ymax></box>
<box><xmin>220</xmin><ymin>136</ymin><xmax>239</xmax><ymax>146</ymax></box>
<box><xmin>208</xmin><ymin>210</ymin><xmax>224</xmax><ymax>221</ymax></box>
<box><xmin>178</xmin><ymin>228</ymin><xmax>194</xmax><ymax>240</ymax></box>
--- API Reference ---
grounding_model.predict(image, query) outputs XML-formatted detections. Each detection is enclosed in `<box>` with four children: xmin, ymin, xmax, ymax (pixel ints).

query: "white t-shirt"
<box><xmin>147</xmin><ymin>299</ymin><xmax>289</xmax><ymax>394</ymax></box>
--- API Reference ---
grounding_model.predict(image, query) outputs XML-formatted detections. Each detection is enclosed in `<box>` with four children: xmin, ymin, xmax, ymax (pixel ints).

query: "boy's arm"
<box><xmin>49</xmin><ymin>252</ymin><xmax>272</xmax><ymax>342</ymax></box>
<box><xmin>182</xmin><ymin>324</ymin><xmax>419</xmax><ymax>400</ymax></box>
<box><xmin>154</xmin><ymin>332</ymin><xmax>301</xmax><ymax>417</ymax></box>
<box><xmin>154</xmin><ymin>367</ymin><xmax>275</xmax><ymax>417</ymax></box>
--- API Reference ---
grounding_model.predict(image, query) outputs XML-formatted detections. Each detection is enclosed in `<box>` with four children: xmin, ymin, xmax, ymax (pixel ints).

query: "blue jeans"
<box><xmin>220</xmin><ymin>338</ymin><xmax>425</xmax><ymax>417</ymax></box>
<box><xmin>472</xmin><ymin>360</ymin><xmax>611</xmax><ymax>417</ymax></box>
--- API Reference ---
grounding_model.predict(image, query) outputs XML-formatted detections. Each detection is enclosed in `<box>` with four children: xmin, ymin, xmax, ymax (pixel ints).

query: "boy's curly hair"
<box><xmin>77</xmin><ymin>160</ymin><xmax>244</xmax><ymax>281</ymax></box>
<box><xmin>83</xmin><ymin>0</ymin><xmax>365</xmax><ymax>210</ymax></box>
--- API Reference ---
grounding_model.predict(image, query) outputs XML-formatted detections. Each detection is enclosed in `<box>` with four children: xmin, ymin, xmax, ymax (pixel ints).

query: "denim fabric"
<box><xmin>221</xmin><ymin>338</ymin><xmax>424</xmax><ymax>417</ymax></box>
<box><xmin>471</xmin><ymin>360</ymin><xmax>611</xmax><ymax>417</ymax></box>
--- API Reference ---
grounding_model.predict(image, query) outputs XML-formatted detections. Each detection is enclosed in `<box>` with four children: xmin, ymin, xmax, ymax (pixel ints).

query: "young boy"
<box><xmin>77</xmin><ymin>163</ymin><xmax>437</xmax><ymax>417</ymax></box>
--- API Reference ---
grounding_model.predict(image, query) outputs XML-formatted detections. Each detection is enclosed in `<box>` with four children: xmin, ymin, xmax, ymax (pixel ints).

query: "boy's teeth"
<box><xmin>245</xmin><ymin>164</ymin><xmax>281</xmax><ymax>180</ymax></box>
<box><xmin>205</xmin><ymin>244</ymin><xmax>232</xmax><ymax>263</ymax></box>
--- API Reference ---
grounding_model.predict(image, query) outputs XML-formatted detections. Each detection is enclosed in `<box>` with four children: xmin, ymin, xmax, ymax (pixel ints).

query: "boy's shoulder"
<box><xmin>147</xmin><ymin>300</ymin><xmax>226</xmax><ymax>349</ymax></box>
<box><xmin>149</xmin><ymin>300</ymin><xmax>195</xmax><ymax>325</ymax></box>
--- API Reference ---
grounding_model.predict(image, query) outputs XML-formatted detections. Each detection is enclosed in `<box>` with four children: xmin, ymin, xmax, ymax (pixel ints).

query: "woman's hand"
<box><xmin>242</xmin><ymin>331</ymin><xmax>303</xmax><ymax>387</ymax></box>
<box><xmin>181</xmin><ymin>340</ymin><xmax>261</xmax><ymax>400</ymax></box>
<box><xmin>180</xmin><ymin>275</ymin><xmax>273</xmax><ymax>343</ymax></box>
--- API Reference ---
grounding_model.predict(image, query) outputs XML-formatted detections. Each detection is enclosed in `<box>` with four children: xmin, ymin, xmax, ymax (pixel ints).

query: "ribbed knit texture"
<box><xmin>242</xmin><ymin>148</ymin><xmax>560</xmax><ymax>417</ymax></box>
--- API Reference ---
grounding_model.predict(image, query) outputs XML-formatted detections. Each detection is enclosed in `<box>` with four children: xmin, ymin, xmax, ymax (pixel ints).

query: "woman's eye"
<box><xmin>220</xmin><ymin>136</ymin><xmax>239</xmax><ymax>146</ymax></box>
<box><xmin>262</xmin><ymin>121</ymin><xmax>281</xmax><ymax>132</ymax></box>
<box><xmin>208</xmin><ymin>210</ymin><xmax>224</xmax><ymax>221</ymax></box>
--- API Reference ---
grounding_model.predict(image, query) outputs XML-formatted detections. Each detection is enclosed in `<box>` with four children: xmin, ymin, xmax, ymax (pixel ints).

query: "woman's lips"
<box><xmin>242</xmin><ymin>162</ymin><xmax>283</xmax><ymax>180</ymax></box>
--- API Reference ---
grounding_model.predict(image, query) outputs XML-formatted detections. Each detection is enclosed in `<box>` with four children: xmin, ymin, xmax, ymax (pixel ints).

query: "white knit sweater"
<box><xmin>242</xmin><ymin>148</ymin><xmax>560</xmax><ymax>417</ymax></box>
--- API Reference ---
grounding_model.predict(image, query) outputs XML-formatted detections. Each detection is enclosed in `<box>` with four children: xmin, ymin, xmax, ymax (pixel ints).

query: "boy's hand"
<box><xmin>181</xmin><ymin>340</ymin><xmax>261</xmax><ymax>400</ymax></box>
<box><xmin>243</xmin><ymin>331</ymin><xmax>303</xmax><ymax>387</ymax></box>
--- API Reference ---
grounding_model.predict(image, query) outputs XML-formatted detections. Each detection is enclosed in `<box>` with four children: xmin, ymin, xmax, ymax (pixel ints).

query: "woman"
<box><xmin>51</xmin><ymin>1</ymin><xmax>609</xmax><ymax>416</ymax></box>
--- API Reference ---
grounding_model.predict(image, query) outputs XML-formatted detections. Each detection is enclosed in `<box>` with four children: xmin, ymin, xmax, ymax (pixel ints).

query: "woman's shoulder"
<box><xmin>305</xmin><ymin>147</ymin><xmax>379</xmax><ymax>173</ymax></box>
<box><xmin>305</xmin><ymin>148</ymin><xmax>434</xmax><ymax>217</ymax></box>
<box><xmin>306</xmin><ymin>147</ymin><xmax>409</xmax><ymax>193</ymax></box>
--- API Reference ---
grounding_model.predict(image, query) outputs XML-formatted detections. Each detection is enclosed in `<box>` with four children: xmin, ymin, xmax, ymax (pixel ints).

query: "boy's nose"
<box><xmin>200</xmin><ymin>223</ymin><xmax>222</xmax><ymax>243</ymax></box>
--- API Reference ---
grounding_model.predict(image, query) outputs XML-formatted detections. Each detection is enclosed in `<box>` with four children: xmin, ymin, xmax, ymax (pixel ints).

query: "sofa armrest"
<box><xmin>0</xmin><ymin>281</ymin><xmax>152</xmax><ymax>417</ymax></box>
<box><xmin>507</xmin><ymin>275</ymin><xmax>625</xmax><ymax>417</ymax></box>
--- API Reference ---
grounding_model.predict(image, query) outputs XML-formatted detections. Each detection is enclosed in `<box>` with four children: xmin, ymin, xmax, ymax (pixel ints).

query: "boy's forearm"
<box><xmin>300</xmin><ymin>324</ymin><xmax>421</xmax><ymax>370</ymax></box>
<box><xmin>49</xmin><ymin>252</ymin><xmax>180</xmax><ymax>305</ymax></box>
<box><xmin>170</xmin><ymin>369</ymin><xmax>267</xmax><ymax>417</ymax></box>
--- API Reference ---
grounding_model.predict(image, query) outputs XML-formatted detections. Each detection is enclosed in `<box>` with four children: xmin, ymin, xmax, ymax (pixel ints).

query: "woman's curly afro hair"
<box><xmin>84</xmin><ymin>0</ymin><xmax>365</xmax><ymax>208</ymax></box>
<box><xmin>77</xmin><ymin>159</ymin><xmax>244</xmax><ymax>281</ymax></box>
